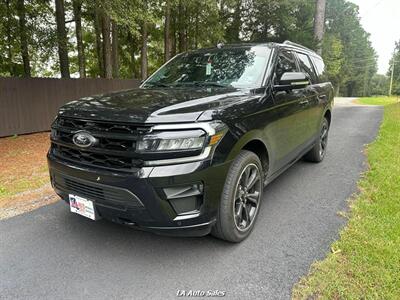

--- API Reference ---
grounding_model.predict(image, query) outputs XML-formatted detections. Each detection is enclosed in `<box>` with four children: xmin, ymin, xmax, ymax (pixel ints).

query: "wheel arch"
<box><xmin>324</xmin><ymin>109</ymin><xmax>332</xmax><ymax>126</ymax></box>
<box><xmin>226</xmin><ymin>132</ymin><xmax>270</xmax><ymax>179</ymax></box>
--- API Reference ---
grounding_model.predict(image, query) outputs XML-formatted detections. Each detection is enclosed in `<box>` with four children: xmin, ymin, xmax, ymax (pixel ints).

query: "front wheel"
<box><xmin>212</xmin><ymin>150</ymin><xmax>263</xmax><ymax>242</ymax></box>
<box><xmin>304</xmin><ymin>117</ymin><xmax>329</xmax><ymax>162</ymax></box>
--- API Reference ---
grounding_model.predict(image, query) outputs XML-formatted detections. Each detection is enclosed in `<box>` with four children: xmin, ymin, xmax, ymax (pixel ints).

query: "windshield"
<box><xmin>143</xmin><ymin>46</ymin><xmax>271</xmax><ymax>89</ymax></box>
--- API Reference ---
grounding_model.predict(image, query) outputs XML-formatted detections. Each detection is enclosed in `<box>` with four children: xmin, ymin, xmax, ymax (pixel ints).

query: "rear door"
<box><xmin>310</xmin><ymin>56</ymin><xmax>333</xmax><ymax>128</ymax></box>
<box><xmin>294</xmin><ymin>51</ymin><xmax>321</xmax><ymax>143</ymax></box>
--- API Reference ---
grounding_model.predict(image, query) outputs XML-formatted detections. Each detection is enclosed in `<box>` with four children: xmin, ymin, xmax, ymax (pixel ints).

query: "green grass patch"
<box><xmin>293</xmin><ymin>102</ymin><xmax>400</xmax><ymax>299</ymax></box>
<box><xmin>0</xmin><ymin>175</ymin><xmax>49</xmax><ymax>200</ymax></box>
<box><xmin>0</xmin><ymin>185</ymin><xmax>7</xmax><ymax>197</ymax></box>
<box><xmin>356</xmin><ymin>96</ymin><xmax>399</xmax><ymax>106</ymax></box>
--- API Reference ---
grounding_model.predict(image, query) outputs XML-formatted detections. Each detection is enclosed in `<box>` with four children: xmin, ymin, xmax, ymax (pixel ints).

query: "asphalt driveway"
<box><xmin>0</xmin><ymin>101</ymin><xmax>383</xmax><ymax>300</ymax></box>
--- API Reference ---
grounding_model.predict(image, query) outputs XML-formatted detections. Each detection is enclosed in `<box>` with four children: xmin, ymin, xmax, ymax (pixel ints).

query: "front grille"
<box><xmin>51</xmin><ymin>117</ymin><xmax>149</xmax><ymax>171</ymax></box>
<box><xmin>53</xmin><ymin>172</ymin><xmax>143</xmax><ymax>209</ymax></box>
<box><xmin>54</xmin><ymin>145</ymin><xmax>135</xmax><ymax>170</ymax></box>
<box><xmin>57</xmin><ymin>129</ymin><xmax>134</xmax><ymax>152</ymax></box>
<box><xmin>57</xmin><ymin>117</ymin><xmax>141</xmax><ymax>134</ymax></box>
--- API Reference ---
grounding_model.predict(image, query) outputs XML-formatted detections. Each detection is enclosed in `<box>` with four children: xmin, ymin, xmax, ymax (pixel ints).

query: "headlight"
<box><xmin>137</xmin><ymin>130</ymin><xmax>206</xmax><ymax>152</ymax></box>
<box><xmin>137</xmin><ymin>122</ymin><xmax>228</xmax><ymax>165</ymax></box>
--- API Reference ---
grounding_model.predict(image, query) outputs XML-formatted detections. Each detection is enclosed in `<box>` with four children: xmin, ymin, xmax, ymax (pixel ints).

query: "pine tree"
<box><xmin>55</xmin><ymin>0</ymin><xmax>70</xmax><ymax>78</ymax></box>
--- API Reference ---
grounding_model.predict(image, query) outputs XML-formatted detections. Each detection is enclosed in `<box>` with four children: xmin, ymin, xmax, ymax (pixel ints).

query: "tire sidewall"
<box><xmin>318</xmin><ymin>118</ymin><xmax>329</xmax><ymax>160</ymax></box>
<box><xmin>218</xmin><ymin>151</ymin><xmax>264</xmax><ymax>242</ymax></box>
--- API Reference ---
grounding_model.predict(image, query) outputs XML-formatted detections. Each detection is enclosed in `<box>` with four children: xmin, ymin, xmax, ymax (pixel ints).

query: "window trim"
<box><xmin>294</xmin><ymin>51</ymin><xmax>318</xmax><ymax>85</ymax></box>
<box><xmin>309</xmin><ymin>55</ymin><xmax>327</xmax><ymax>83</ymax></box>
<box><xmin>270</xmin><ymin>48</ymin><xmax>300</xmax><ymax>84</ymax></box>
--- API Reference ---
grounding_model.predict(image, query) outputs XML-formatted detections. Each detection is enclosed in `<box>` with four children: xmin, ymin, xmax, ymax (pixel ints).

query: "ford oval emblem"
<box><xmin>72</xmin><ymin>131</ymin><xmax>98</xmax><ymax>148</ymax></box>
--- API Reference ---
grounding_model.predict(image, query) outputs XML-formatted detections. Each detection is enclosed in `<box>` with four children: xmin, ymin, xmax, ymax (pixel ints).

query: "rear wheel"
<box><xmin>212</xmin><ymin>150</ymin><xmax>263</xmax><ymax>242</ymax></box>
<box><xmin>304</xmin><ymin>117</ymin><xmax>329</xmax><ymax>162</ymax></box>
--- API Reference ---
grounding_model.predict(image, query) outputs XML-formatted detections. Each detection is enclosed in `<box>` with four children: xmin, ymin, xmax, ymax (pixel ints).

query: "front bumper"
<box><xmin>48</xmin><ymin>152</ymin><xmax>231</xmax><ymax>237</ymax></box>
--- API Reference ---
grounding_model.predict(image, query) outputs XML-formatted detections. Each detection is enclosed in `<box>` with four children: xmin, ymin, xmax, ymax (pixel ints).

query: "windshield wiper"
<box><xmin>174</xmin><ymin>81</ymin><xmax>228</xmax><ymax>88</ymax></box>
<box><xmin>144</xmin><ymin>82</ymin><xmax>171</xmax><ymax>88</ymax></box>
<box><xmin>194</xmin><ymin>82</ymin><xmax>228</xmax><ymax>87</ymax></box>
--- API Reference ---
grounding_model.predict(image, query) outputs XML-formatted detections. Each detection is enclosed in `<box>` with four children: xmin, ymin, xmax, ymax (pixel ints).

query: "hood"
<box><xmin>58</xmin><ymin>87</ymin><xmax>251</xmax><ymax>123</ymax></box>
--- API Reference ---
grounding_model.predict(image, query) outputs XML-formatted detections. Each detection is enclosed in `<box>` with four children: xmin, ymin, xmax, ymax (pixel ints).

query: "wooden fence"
<box><xmin>0</xmin><ymin>78</ymin><xmax>140</xmax><ymax>137</ymax></box>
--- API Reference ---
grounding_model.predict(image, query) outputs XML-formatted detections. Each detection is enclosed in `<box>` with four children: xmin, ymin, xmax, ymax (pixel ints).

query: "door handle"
<box><xmin>318</xmin><ymin>95</ymin><xmax>327</xmax><ymax>101</ymax></box>
<box><xmin>299</xmin><ymin>100</ymin><xmax>309</xmax><ymax>105</ymax></box>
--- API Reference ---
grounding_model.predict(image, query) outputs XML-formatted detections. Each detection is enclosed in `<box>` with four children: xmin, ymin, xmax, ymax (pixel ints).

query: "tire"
<box><xmin>212</xmin><ymin>150</ymin><xmax>263</xmax><ymax>242</ymax></box>
<box><xmin>304</xmin><ymin>117</ymin><xmax>329</xmax><ymax>163</ymax></box>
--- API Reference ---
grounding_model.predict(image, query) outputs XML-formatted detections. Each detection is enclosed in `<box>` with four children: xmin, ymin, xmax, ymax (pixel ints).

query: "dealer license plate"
<box><xmin>69</xmin><ymin>194</ymin><xmax>97</xmax><ymax>220</ymax></box>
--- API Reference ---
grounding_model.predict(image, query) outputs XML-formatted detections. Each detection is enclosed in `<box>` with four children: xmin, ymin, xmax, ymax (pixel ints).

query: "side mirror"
<box><xmin>274</xmin><ymin>72</ymin><xmax>309</xmax><ymax>91</ymax></box>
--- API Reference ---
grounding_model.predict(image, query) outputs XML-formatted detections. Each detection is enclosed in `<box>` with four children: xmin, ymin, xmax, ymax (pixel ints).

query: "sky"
<box><xmin>348</xmin><ymin>0</ymin><xmax>400</xmax><ymax>74</ymax></box>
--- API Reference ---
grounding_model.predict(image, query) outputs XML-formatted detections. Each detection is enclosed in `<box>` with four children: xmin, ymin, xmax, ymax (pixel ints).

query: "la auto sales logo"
<box><xmin>176</xmin><ymin>290</ymin><xmax>226</xmax><ymax>297</ymax></box>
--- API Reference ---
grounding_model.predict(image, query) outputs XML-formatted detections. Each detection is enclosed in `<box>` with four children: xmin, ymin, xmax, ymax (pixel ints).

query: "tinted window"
<box><xmin>274</xmin><ymin>50</ymin><xmax>298</xmax><ymax>83</ymax></box>
<box><xmin>311</xmin><ymin>57</ymin><xmax>328</xmax><ymax>82</ymax></box>
<box><xmin>297</xmin><ymin>52</ymin><xmax>317</xmax><ymax>83</ymax></box>
<box><xmin>144</xmin><ymin>46</ymin><xmax>271</xmax><ymax>89</ymax></box>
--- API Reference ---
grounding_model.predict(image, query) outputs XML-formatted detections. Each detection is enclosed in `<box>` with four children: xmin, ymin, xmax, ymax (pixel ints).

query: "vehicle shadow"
<box><xmin>50</xmin><ymin>157</ymin><xmax>312</xmax><ymax>255</ymax></box>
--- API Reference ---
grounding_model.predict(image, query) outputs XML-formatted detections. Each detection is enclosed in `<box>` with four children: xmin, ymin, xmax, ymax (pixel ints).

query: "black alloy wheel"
<box><xmin>212</xmin><ymin>150</ymin><xmax>263</xmax><ymax>242</ymax></box>
<box><xmin>233</xmin><ymin>163</ymin><xmax>262</xmax><ymax>231</ymax></box>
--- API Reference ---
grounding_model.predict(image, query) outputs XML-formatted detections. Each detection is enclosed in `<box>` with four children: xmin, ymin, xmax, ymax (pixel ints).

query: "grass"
<box><xmin>293</xmin><ymin>99</ymin><xmax>400</xmax><ymax>299</ymax></box>
<box><xmin>356</xmin><ymin>96</ymin><xmax>399</xmax><ymax>106</ymax></box>
<box><xmin>0</xmin><ymin>174</ymin><xmax>49</xmax><ymax>198</ymax></box>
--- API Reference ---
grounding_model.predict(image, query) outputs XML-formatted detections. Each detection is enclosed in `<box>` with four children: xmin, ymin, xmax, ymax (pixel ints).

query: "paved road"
<box><xmin>333</xmin><ymin>97</ymin><xmax>359</xmax><ymax>106</ymax></box>
<box><xmin>0</xmin><ymin>101</ymin><xmax>383</xmax><ymax>300</ymax></box>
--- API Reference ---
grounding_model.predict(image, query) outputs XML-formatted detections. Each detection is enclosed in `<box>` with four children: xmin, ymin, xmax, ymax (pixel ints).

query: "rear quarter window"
<box><xmin>296</xmin><ymin>52</ymin><xmax>317</xmax><ymax>84</ymax></box>
<box><xmin>311</xmin><ymin>56</ymin><xmax>328</xmax><ymax>83</ymax></box>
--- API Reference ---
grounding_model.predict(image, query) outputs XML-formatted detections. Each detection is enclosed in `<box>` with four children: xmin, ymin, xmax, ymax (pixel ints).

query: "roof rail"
<box><xmin>283</xmin><ymin>40</ymin><xmax>316</xmax><ymax>54</ymax></box>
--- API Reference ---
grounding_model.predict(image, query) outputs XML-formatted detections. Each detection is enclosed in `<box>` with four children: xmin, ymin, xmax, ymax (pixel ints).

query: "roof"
<box><xmin>188</xmin><ymin>43</ymin><xmax>273</xmax><ymax>52</ymax></box>
<box><xmin>279</xmin><ymin>40</ymin><xmax>320</xmax><ymax>58</ymax></box>
<box><xmin>184</xmin><ymin>41</ymin><xmax>321</xmax><ymax>59</ymax></box>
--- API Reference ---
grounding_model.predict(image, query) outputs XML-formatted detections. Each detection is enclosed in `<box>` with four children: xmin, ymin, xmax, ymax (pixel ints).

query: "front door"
<box><xmin>268</xmin><ymin>49</ymin><xmax>311</xmax><ymax>173</ymax></box>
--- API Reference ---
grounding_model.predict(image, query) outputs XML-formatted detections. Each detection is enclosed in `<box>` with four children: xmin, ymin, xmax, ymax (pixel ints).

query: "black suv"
<box><xmin>48</xmin><ymin>41</ymin><xmax>333</xmax><ymax>242</ymax></box>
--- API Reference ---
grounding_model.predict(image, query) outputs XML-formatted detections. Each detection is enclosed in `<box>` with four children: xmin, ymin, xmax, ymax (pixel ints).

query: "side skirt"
<box><xmin>263</xmin><ymin>140</ymin><xmax>316</xmax><ymax>187</ymax></box>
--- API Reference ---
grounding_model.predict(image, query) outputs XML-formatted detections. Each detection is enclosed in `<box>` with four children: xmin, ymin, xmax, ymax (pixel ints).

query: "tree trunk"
<box><xmin>164</xmin><ymin>0</ymin><xmax>171</xmax><ymax>62</ymax></box>
<box><xmin>313</xmin><ymin>0</ymin><xmax>326</xmax><ymax>55</ymax></box>
<box><xmin>362</xmin><ymin>65</ymin><xmax>370</xmax><ymax>97</ymax></box>
<box><xmin>55</xmin><ymin>0</ymin><xmax>70</xmax><ymax>78</ymax></box>
<box><xmin>334</xmin><ymin>84</ymin><xmax>340</xmax><ymax>97</ymax></box>
<box><xmin>231</xmin><ymin>0</ymin><xmax>241</xmax><ymax>42</ymax></box>
<box><xmin>102</xmin><ymin>12</ymin><xmax>112</xmax><ymax>79</ymax></box>
<box><xmin>5</xmin><ymin>0</ymin><xmax>14</xmax><ymax>76</ymax></box>
<box><xmin>178</xmin><ymin>1</ymin><xmax>186</xmax><ymax>53</ymax></box>
<box><xmin>94</xmin><ymin>7</ymin><xmax>103</xmax><ymax>77</ymax></box>
<box><xmin>111</xmin><ymin>21</ymin><xmax>119</xmax><ymax>78</ymax></box>
<box><xmin>127</xmin><ymin>32</ymin><xmax>136</xmax><ymax>78</ymax></box>
<box><xmin>194</xmin><ymin>13</ymin><xmax>199</xmax><ymax>49</ymax></box>
<box><xmin>17</xmin><ymin>0</ymin><xmax>31</xmax><ymax>77</ymax></box>
<box><xmin>141</xmin><ymin>22</ymin><xmax>148</xmax><ymax>80</ymax></box>
<box><xmin>73</xmin><ymin>0</ymin><xmax>85</xmax><ymax>78</ymax></box>
<box><xmin>170</xmin><ymin>12</ymin><xmax>176</xmax><ymax>57</ymax></box>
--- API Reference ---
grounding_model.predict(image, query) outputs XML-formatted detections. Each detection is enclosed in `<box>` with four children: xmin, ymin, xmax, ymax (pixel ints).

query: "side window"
<box><xmin>297</xmin><ymin>52</ymin><xmax>317</xmax><ymax>84</ymax></box>
<box><xmin>311</xmin><ymin>57</ymin><xmax>328</xmax><ymax>82</ymax></box>
<box><xmin>274</xmin><ymin>50</ymin><xmax>298</xmax><ymax>83</ymax></box>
